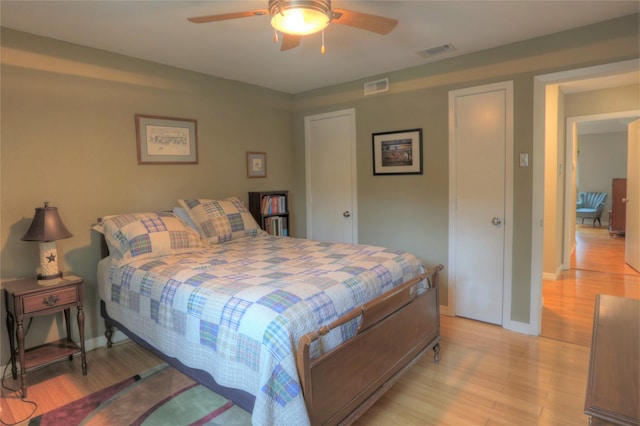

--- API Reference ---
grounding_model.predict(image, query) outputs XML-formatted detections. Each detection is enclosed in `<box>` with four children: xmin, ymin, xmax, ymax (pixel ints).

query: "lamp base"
<box><xmin>37</xmin><ymin>271</ymin><xmax>65</xmax><ymax>286</ymax></box>
<box><xmin>37</xmin><ymin>271</ymin><xmax>63</xmax><ymax>280</ymax></box>
<box><xmin>37</xmin><ymin>241</ymin><xmax>62</xmax><ymax>281</ymax></box>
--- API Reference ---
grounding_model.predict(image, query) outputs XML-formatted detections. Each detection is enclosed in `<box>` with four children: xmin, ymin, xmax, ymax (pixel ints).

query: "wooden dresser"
<box><xmin>584</xmin><ymin>295</ymin><xmax>639</xmax><ymax>425</ymax></box>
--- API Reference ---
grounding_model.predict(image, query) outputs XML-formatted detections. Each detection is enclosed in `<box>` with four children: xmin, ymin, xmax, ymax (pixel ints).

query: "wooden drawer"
<box><xmin>22</xmin><ymin>286</ymin><xmax>78</xmax><ymax>314</ymax></box>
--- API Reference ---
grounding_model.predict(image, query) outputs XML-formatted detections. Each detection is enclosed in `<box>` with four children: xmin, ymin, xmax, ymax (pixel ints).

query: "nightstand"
<box><xmin>3</xmin><ymin>275</ymin><xmax>87</xmax><ymax>397</ymax></box>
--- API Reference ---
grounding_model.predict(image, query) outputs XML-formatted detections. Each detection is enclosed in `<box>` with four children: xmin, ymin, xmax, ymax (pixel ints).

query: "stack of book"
<box><xmin>261</xmin><ymin>195</ymin><xmax>286</xmax><ymax>215</ymax></box>
<box><xmin>265</xmin><ymin>216</ymin><xmax>288</xmax><ymax>236</ymax></box>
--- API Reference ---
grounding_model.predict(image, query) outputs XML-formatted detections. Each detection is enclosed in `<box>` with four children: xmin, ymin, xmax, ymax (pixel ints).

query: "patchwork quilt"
<box><xmin>99</xmin><ymin>233</ymin><xmax>426</xmax><ymax>426</ymax></box>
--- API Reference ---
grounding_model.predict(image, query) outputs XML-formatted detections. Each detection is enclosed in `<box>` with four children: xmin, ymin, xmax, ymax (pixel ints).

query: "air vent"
<box><xmin>417</xmin><ymin>43</ymin><xmax>456</xmax><ymax>58</ymax></box>
<box><xmin>364</xmin><ymin>78</ymin><xmax>389</xmax><ymax>96</ymax></box>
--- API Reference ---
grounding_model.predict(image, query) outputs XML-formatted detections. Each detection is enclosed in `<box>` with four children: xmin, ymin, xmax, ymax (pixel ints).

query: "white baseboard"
<box><xmin>439</xmin><ymin>304</ymin><xmax>452</xmax><ymax>316</ymax></box>
<box><xmin>440</xmin><ymin>304</ymin><xmax>533</xmax><ymax>335</ymax></box>
<box><xmin>542</xmin><ymin>264</ymin><xmax>564</xmax><ymax>281</ymax></box>
<box><xmin>505</xmin><ymin>319</ymin><xmax>535</xmax><ymax>335</ymax></box>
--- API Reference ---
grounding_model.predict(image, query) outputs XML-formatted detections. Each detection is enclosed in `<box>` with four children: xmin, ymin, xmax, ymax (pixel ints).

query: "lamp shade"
<box><xmin>269</xmin><ymin>0</ymin><xmax>331</xmax><ymax>35</ymax></box>
<box><xmin>21</xmin><ymin>202</ymin><xmax>73</xmax><ymax>242</ymax></box>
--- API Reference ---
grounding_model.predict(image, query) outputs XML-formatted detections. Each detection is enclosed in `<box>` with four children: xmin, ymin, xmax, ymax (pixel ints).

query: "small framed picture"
<box><xmin>135</xmin><ymin>114</ymin><xmax>198</xmax><ymax>164</ymax></box>
<box><xmin>247</xmin><ymin>152</ymin><xmax>267</xmax><ymax>178</ymax></box>
<box><xmin>372</xmin><ymin>128</ymin><xmax>423</xmax><ymax>175</ymax></box>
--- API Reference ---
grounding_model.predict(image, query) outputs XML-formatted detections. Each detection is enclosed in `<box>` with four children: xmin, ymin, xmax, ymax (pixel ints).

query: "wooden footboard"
<box><xmin>296</xmin><ymin>264</ymin><xmax>443</xmax><ymax>426</ymax></box>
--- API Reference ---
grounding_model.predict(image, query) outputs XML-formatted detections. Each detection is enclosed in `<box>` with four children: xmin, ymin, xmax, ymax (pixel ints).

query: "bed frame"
<box><xmin>99</xmin><ymin>234</ymin><xmax>442</xmax><ymax>425</ymax></box>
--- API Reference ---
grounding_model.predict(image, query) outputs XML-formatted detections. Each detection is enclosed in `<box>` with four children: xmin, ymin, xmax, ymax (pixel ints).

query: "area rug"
<box><xmin>29</xmin><ymin>364</ymin><xmax>251</xmax><ymax>425</ymax></box>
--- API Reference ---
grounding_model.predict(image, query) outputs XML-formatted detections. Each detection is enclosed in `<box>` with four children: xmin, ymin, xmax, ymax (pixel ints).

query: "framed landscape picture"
<box><xmin>372</xmin><ymin>128</ymin><xmax>423</xmax><ymax>175</ymax></box>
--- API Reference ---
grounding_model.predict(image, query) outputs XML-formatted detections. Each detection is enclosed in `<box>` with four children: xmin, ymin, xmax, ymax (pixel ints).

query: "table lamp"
<box><xmin>21</xmin><ymin>202</ymin><xmax>73</xmax><ymax>281</ymax></box>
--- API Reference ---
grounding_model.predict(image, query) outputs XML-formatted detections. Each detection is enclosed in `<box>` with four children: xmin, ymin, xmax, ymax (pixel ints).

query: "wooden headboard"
<box><xmin>95</xmin><ymin>217</ymin><xmax>110</xmax><ymax>259</ymax></box>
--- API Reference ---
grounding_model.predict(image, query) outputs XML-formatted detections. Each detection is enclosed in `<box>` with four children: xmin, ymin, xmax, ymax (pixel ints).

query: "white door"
<box><xmin>305</xmin><ymin>109</ymin><xmax>358</xmax><ymax>243</ymax></box>
<box><xmin>449</xmin><ymin>82</ymin><xmax>513</xmax><ymax>325</ymax></box>
<box><xmin>626</xmin><ymin>119</ymin><xmax>640</xmax><ymax>272</ymax></box>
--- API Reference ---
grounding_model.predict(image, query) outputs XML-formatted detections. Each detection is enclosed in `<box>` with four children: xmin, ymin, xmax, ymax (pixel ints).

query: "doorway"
<box><xmin>531</xmin><ymin>58</ymin><xmax>640</xmax><ymax>335</ymax></box>
<box><xmin>564</xmin><ymin>111</ymin><xmax>639</xmax><ymax>273</ymax></box>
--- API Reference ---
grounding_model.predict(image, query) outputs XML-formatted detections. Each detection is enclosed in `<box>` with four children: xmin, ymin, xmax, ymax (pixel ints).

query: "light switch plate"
<box><xmin>519</xmin><ymin>153</ymin><xmax>529</xmax><ymax>167</ymax></box>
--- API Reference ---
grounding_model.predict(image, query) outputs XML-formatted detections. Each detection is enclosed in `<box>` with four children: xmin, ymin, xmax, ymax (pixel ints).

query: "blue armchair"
<box><xmin>576</xmin><ymin>192</ymin><xmax>607</xmax><ymax>227</ymax></box>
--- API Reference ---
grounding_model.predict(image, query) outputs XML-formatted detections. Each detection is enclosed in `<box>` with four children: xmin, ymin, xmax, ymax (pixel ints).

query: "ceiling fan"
<box><xmin>187</xmin><ymin>0</ymin><xmax>398</xmax><ymax>53</ymax></box>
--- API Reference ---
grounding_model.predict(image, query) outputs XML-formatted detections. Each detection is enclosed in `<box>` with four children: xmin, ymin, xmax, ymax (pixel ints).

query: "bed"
<box><xmin>96</xmin><ymin>197</ymin><xmax>442</xmax><ymax>425</ymax></box>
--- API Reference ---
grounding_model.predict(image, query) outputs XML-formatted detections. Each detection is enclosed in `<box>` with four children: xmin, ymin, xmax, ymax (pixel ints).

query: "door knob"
<box><xmin>491</xmin><ymin>217</ymin><xmax>502</xmax><ymax>226</ymax></box>
<box><xmin>622</xmin><ymin>198</ymin><xmax>628</xmax><ymax>203</ymax></box>
<box><xmin>343</xmin><ymin>211</ymin><xmax>351</xmax><ymax>218</ymax></box>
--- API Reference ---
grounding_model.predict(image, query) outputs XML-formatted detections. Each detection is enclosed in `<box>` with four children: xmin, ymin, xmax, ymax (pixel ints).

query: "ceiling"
<box><xmin>1</xmin><ymin>1</ymin><xmax>638</xmax><ymax>95</ymax></box>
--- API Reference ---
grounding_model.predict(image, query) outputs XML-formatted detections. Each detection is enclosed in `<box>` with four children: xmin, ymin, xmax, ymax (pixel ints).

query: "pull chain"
<box><xmin>274</xmin><ymin>29</ymin><xmax>279</xmax><ymax>43</ymax></box>
<box><xmin>321</xmin><ymin>30</ymin><xmax>326</xmax><ymax>54</ymax></box>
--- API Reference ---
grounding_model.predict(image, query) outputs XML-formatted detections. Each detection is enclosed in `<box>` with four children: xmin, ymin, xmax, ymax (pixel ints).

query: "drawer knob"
<box><xmin>42</xmin><ymin>295</ymin><xmax>60</xmax><ymax>306</ymax></box>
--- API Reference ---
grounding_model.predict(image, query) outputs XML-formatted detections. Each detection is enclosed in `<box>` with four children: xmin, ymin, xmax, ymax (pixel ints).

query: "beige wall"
<box><xmin>291</xmin><ymin>14</ymin><xmax>639</xmax><ymax>321</ymax></box>
<box><xmin>578</xmin><ymin>131</ymin><xmax>629</xmax><ymax>211</ymax></box>
<box><xmin>566</xmin><ymin>84</ymin><xmax>640</xmax><ymax>116</ymax></box>
<box><xmin>0</xmin><ymin>28</ymin><xmax>293</xmax><ymax>362</ymax></box>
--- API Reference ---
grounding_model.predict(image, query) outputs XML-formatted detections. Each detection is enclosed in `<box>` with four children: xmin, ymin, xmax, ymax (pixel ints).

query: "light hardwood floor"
<box><xmin>541</xmin><ymin>224</ymin><xmax>639</xmax><ymax>347</ymax></box>
<box><xmin>2</xmin><ymin>225</ymin><xmax>638</xmax><ymax>425</ymax></box>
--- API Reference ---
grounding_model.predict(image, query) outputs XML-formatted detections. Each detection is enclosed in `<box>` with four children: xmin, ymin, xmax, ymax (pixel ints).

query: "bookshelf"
<box><xmin>248</xmin><ymin>191</ymin><xmax>289</xmax><ymax>236</ymax></box>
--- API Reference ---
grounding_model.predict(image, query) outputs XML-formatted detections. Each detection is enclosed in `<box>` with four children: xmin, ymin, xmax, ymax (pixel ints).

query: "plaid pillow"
<box><xmin>177</xmin><ymin>197</ymin><xmax>261</xmax><ymax>244</ymax></box>
<box><xmin>102</xmin><ymin>212</ymin><xmax>205</xmax><ymax>265</ymax></box>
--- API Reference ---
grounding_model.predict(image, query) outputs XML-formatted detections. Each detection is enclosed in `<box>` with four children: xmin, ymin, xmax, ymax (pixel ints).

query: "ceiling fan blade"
<box><xmin>331</xmin><ymin>9</ymin><xmax>398</xmax><ymax>35</ymax></box>
<box><xmin>187</xmin><ymin>10</ymin><xmax>268</xmax><ymax>24</ymax></box>
<box><xmin>281</xmin><ymin>33</ymin><xmax>302</xmax><ymax>51</ymax></box>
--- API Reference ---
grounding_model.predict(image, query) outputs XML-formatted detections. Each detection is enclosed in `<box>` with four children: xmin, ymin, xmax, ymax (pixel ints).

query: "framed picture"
<box><xmin>247</xmin><ymin>152</ymin><xmax>267</xmax><ymax>178</ymax></box>
<box><xmin>372</xmin><ymin>128</ymin><xmax>423</xmax><ymax>175</ymax></box>
<box><xmin>135</xmin><ymin>114</ymin><xmax>198</xmax><ymax>164</ymax></box>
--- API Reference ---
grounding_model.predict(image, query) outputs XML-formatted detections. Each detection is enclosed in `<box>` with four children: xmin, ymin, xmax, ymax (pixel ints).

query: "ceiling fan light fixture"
<box><xmin>269</xmin><ymin>0</ymin><xmax>331</xmax><ymax>36</ymax></box>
